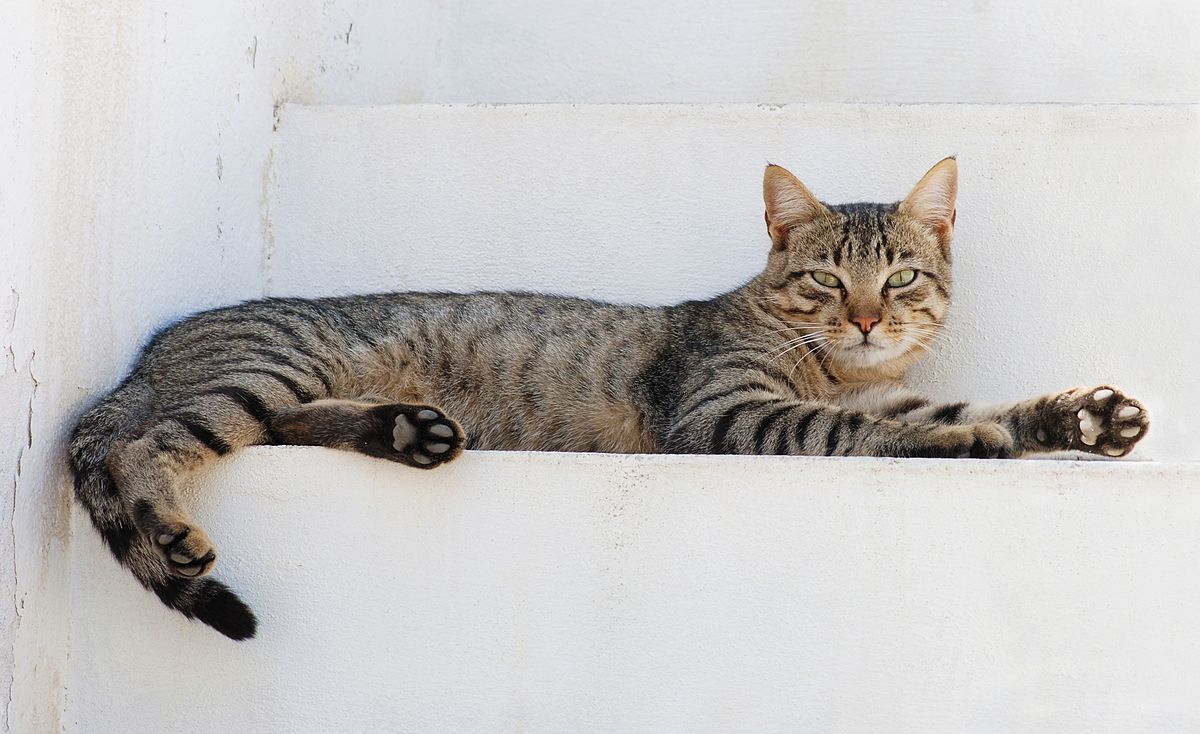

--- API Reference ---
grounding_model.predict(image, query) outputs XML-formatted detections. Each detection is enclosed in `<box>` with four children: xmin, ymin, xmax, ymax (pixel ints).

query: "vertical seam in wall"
<box><xmin>260</xmin><ymin>102</ymin><xmax>283</xmax><ymax>298</ymax></box>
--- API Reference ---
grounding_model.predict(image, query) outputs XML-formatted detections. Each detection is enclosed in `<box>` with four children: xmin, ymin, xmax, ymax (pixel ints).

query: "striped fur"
<box><xmin>69</xmin><ymin>159</ymin><xmax>1149</xmax><ymax>639</ymax></box>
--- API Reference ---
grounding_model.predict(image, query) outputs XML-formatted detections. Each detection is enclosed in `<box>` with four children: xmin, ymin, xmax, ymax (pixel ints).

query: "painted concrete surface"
<box><xmin>2</xmin><ymin>2</ymin><xmax>304</xmax><ymax>729</ymax></box>
<box><xmin>66</xmin><ymin>448</ymin><xmax>1200</xmax><ymax>733</ymax></box>
<box><xmin>271</xmin><ymin>103</ymin><xmax>1200</xmax><ymax>462</ymax></box>
<box><xmin>297</xmin><ymin>0</ymin><xmax>1200</xmax><ymax>104</ymax></box>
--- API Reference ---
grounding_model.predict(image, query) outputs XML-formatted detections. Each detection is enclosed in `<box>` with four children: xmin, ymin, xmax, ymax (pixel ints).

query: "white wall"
<box><xmin>298</xmin><ymin>0</ymin><xmax>1200</xmax><ymax>104</ymax></box>
<box><xmin>66</xmin><ymin>449</ymin><xmax>1200</xmax><ymax>733</ymax></box>
<box><xmin>2</xmin><ymin>2</ymin><xmax>304</xmax><ymax>729</ymax></box>
<box><xmin>271</xmin><ymin>103</ymin><xmax>1200</xmax><ymax>462</ymax></box>
<box><xmin>4</xmin><ymin>0</ymin><xmax>1198</xmax><ymax>730</ymax></box>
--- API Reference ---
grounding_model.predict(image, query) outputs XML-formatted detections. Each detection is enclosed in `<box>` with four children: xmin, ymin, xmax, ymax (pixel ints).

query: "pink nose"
<box><xmin>851</xmin><ymin>314</ymin><xmax>880</xmax><ymax>334</ymax></box>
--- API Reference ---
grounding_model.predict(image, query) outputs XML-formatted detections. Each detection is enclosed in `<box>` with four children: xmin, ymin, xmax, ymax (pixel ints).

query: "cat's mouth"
<box><xmin>851</xmin><ymin>335</ymin><xmax>883</xmax><ymax>350</ymax></box>
<box><xmin>836</xmin><ymin>335</ymin><xmax>905</xmax><ymax>367</ymax></box>
<box><xmin>849</xmin><ymin>340</ymin><xmax>888</xmax><ymax>352</ymax></box>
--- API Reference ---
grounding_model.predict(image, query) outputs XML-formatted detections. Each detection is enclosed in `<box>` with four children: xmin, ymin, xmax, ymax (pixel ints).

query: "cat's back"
<box><xmin>140</xmin><ymin>290</ymin><xmax>666</xmax><ymax>372</ymax></box>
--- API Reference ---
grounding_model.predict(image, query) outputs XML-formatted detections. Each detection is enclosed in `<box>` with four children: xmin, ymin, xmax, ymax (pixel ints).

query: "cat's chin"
<box><xmin>834</xmin><ymin>341</ymin><xmax>908</xmax><ymax>369</ymax></box>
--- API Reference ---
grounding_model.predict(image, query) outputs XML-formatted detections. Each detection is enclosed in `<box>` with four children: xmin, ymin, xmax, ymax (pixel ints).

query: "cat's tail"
<box><xmin>68</xmin><ymin>378</ymin><xmax>257</xmax><ymax>641</ymax></box>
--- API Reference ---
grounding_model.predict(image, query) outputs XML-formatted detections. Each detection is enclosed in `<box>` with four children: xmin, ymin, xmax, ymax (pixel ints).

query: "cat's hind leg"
<box><xmin>269</xmin><ymin>399</ymin><xmax>466</xmax><ymax>468</ymax></box>
<box><xmin>107</xmin><ymin>410</ymin><xmax>265</xmax><ymax>578</ymax></box>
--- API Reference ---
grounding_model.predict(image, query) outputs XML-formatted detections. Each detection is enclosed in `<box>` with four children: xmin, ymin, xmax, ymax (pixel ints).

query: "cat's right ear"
<box><xmin>763</xmin><ymin>164</ymin><xmax>827</xmax><ymax>250</ymax></box>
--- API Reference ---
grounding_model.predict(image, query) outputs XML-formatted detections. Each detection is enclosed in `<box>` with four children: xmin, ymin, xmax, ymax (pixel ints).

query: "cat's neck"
<box><xmin>829</xmin><ymin>355</ymin><xmax>916</xmax><ymax>385</ymax></box>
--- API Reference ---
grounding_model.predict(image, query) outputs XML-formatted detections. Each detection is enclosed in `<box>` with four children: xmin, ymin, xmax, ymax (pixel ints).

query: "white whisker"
<box><xmin>786</xmin><ymin>340</ymin><xmax>830</xmax><ymax>383</ymax></box>
<box><xmin>767</xmin><ymin>334</ymin><xmax>829</xmax><ymax>363</ymax></box>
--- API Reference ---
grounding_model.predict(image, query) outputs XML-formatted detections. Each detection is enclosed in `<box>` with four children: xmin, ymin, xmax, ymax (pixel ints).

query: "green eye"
<box><xmin>812</xmin><ymin>271</ymin><xmax>842</xmax><ymax>288</ymax></box>
<box><xmin>887</xmin><ymin>269</ymin><xmax>917</xmax><ymax>288</ymax></box>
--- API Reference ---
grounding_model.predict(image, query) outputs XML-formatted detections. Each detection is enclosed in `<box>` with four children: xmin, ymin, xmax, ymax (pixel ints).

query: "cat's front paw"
<box><xmin>1042</xmin><ymin>385</ymin><xmax>1149</xmax><ymax>457</ymax></box>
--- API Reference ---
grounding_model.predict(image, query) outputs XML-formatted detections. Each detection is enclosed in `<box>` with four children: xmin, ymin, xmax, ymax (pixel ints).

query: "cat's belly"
<box><xmin>437</xmin><ymin>396</ymin><xmax>656</xmax><ymax>454</ymax></box>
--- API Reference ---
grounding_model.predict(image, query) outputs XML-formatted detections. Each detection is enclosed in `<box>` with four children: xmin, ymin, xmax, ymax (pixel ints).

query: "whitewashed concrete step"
<box><xmin>68</xmin><ymin>448</ymin><xmax>1200</xmax><ymax>733</ymax></box>
<box><xmin>269</xmin><ymin>103</ymin><xmax>1200</xmax><ymax>462</ymax></box>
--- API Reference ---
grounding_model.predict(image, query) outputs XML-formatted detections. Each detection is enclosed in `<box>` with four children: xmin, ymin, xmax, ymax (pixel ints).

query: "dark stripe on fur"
<box><xmin>243</xmin><ymin>316</ymin><xmax>315</xmax><ymax>353</ymax></box>
<box><xmin>710</xmin><ymin>410</ymin><xmax>740</xmax><ymax>454</ymax></box>
<box><xmin>772</xmin><ymin>419</ymin><xmax>793</xmax><ymax>454</ymax></box>
<box><xmin>680</xmin><ymin>383</ymin><xmax>774</xmax><ymax>422</ymax></box>
<box><xmin>842</xmin><ymin>413</ymin><xmax>863</xmax><ymax>450</ymax></box>
<box><xmin>823</xmin><ymin>419</ymin><xmax>842</xmax><ymax>456</ymax></box>
<box><xmin>930</xmin><ymin>402</ymin><xmax>967</xmax><ymax>424</ymax></box>
<box><xmin>874</xmin><ymin>209</ymin><xmax>886</xmax><ymax>259</ymax></box>
<box><xmin>754</xmin><ymin>405</ymin><xmax>792</xmax><ymax>454</ymax></box>
<box><xmin>226</xmin><ymin>368</ymin><xmax>317</xmax><ymax>403</ymax></box>
<box><xmin>236</xmin><ymin>348</ymin><xmax>335</xmax><ymax>395</ymax></box>
<box><xmin>199</xmin><ymin>385</ymin><xmax>276</xmax><ymax>424</ymax></box>
<box><xmin>792</xmin><ymin>408</ymin><xmax>819</xmax><ymax>453</ymax></box>
<box><xmin>710</xmin><ymin>400</ymin><xmax>770</xmax><ymax>453</ymax></box>
<box><xmin>171</xmin><ymin>414</ymin><xmax>233</xmax><ymax>455</ymax></box>
<box><xmin>713</xmin><ymin>356</ymin><xmax>801</xmax><ymax>395</ymax></box>
<box><xmin>886</xmin><ymin>396</ymin><xmax>930</xmax><ymax>417</ymax></box>
<box><xmin>75</xmin><ymin>472</ymin><xmax>137</xmax><ymax>561</ymax></box>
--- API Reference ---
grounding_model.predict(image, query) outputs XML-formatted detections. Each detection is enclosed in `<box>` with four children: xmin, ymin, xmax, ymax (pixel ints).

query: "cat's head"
<box><xmin>757</xmin><ymin>158</ymin><xmax>957</xmax><ymax>371</ymax></box>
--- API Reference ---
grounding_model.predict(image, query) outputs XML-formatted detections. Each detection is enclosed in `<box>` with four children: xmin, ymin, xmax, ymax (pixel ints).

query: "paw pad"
<box><xmin>428</xmin><ymin>424</ymin><xmax>454</xmax><ymax>438</ymax></box>
<box><xmin>1077</xmin><ymin>409</ymin><xmax>1103</xmax><ymax>446</ymax></box>
<box><xmin>392</xmin><ymin>415</ymin><xmax>417</xmax><ymax>450</ymax></box>
<box><xmin>141</xmin><ymin>516</ymin><xmax>217</xmax><ymax>578</ymax></box>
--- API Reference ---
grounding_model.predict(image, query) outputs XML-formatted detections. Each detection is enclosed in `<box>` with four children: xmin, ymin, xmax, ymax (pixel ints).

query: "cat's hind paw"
<box><xmin>1050</xmin><ymin>385</ymin><xmax>1149</xmax><ymax>458</ymax></box>
<box><xmin>374</xmin><ymin>404</ymin><xmax>465</xmax><ymax>469</ymax></box>
<box><xmin>133</xmin><ymin>502</ymin><xmax>217</xmax><ymax>578</ymax></box>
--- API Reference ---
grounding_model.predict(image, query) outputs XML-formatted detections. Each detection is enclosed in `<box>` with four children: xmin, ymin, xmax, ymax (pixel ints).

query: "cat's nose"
<box><xmin>850</xmin><ymin>314</ymin><xmax>881</xmax><ymax>334</ymax></box>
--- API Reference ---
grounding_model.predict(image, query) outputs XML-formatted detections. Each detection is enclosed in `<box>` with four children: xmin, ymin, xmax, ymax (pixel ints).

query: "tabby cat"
<box><xmin>69</xmin><ymin>158</ymin><xmax>1149</xmax><ymax>640</ymax></box>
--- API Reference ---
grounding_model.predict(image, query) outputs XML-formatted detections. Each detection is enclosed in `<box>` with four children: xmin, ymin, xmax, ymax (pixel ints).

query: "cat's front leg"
<box><xmin>845</xmin><ymin>383</ymin><xmax>1150</xmax><ymax>457</ymax></box>
<box><xmin>950</xmin><ymin>385</ymin><xmax>1150</xmax><ymax>457</ymax></box>
<box><xmin>663</xmin><ymin>393</ymin><xmax>1016</xmax><ymax>458</ymax></box>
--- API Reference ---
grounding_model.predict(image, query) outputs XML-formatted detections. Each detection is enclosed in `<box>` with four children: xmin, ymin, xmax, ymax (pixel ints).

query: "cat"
<box><xmin>69</xmin><ymin>158</ymin><xmax>1149</xmax><ymax>640</ymax></box>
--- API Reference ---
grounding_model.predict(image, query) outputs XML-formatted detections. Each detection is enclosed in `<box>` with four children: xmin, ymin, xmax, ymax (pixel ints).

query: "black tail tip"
<box><xmin>196</xmin><ymin>585</ymin><xmax>258</xmax><ymax>641</ymax></box>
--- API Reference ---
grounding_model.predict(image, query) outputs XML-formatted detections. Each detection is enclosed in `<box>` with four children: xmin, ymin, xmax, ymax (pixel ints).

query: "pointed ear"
<box><xmin>763</xmin><ymin>164</ymin><xmax>827</xmax><ymax>250</ymax></box>
<box><xmin>899</xmin><ymin>157</ymin><xmax>957</xmax><ymax>244</ymax></box>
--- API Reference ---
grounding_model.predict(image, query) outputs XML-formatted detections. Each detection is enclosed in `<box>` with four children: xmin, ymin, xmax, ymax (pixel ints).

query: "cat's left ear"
<box><xmin>899</xmin><ymin>157</ymin><xmax>957</xmax><ymax>246</ymax></box>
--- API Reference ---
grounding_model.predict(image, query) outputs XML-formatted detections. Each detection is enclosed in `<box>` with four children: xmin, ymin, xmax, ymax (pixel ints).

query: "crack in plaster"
<box><xmin>2</xmin><ymin>286</ymin><xmax>34</xmax><ymax>733</ymax></box>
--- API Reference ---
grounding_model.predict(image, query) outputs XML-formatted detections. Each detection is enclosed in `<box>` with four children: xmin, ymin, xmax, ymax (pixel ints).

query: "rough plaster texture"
<box><xmin>66</xmin><ymin>449</ymin><xmax>1200</xmax><ymax>733</ymax></box>
<box><xmin>271</xmin><ymin>103</ymin><xmax>1200</xmax><ymax>462</ymax></box>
